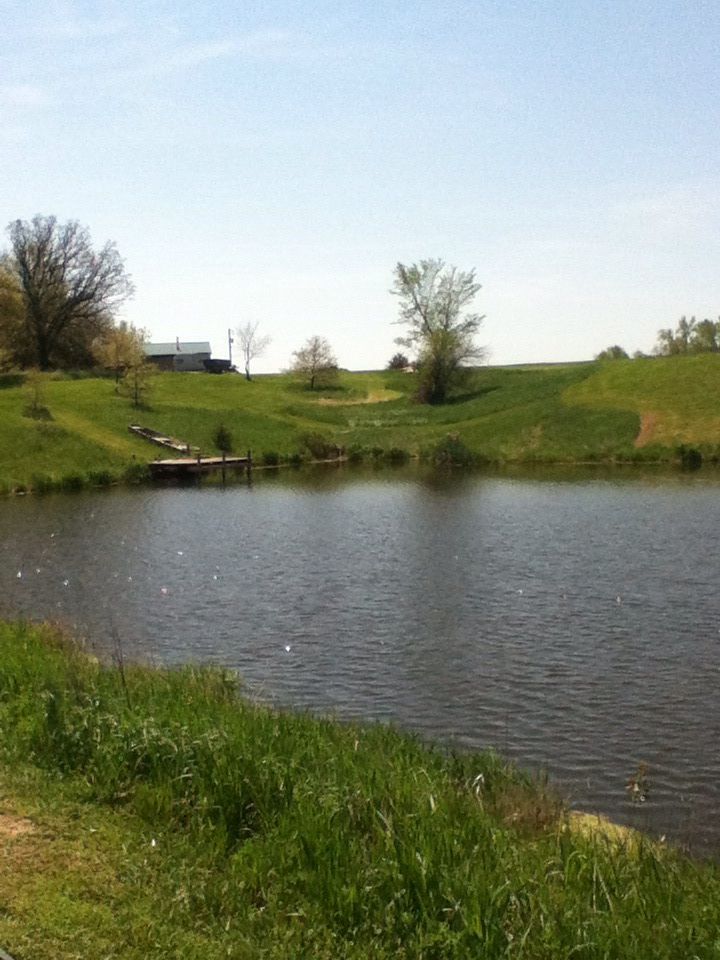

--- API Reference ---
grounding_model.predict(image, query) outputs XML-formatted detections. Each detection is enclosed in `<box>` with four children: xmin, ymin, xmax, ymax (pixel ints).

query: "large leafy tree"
<box><xmin>0</xmin><ymin>260</ymin><xmax>24</xmax><ymax>368</ymax></box>
<box><xmin>1</xmin><ymin>215</ymin><xmax>133</xmax><ymax>370</ymax></box>
<box><xmin>391</xmin><ymin>258</ymin><xmax>485</xmax><ymax>404</ymax></box>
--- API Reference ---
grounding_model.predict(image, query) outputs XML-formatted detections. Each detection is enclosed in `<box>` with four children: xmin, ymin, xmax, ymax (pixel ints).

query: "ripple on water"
<box><xmin>1</xmin><ymin>472</ymin><xmax>720</xmax><ymax>855</ymax></box>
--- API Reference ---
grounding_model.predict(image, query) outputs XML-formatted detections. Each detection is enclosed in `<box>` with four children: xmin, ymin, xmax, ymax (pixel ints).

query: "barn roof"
<box><xmin>144</xmin><ymin>342</ymin><xmax>211</xmax><ymax>356</ymax></box>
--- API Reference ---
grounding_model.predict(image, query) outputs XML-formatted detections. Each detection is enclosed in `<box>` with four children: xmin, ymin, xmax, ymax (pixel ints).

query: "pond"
<box><xmin>1</xmin><ymin>464</ymin><xmax>719</xmax><ymax>855</ymax></box>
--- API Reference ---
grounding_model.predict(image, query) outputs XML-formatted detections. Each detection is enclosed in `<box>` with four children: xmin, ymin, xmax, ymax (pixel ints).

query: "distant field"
<box><xmin>1</xmin><ymin>355</ymin><xmax>719</xmax><ymax>490</ymax></box>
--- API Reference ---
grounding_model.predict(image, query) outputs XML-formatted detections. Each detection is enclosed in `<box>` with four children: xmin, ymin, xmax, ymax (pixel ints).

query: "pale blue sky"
<box><xmin>2</xmin><ymin>0</ymin><xmax>718</xmax><ymax>371</ymax></box>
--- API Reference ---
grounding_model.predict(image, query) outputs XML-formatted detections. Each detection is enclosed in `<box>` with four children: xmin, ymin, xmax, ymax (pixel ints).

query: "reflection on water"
<box><xmin>1</xmin><ymin>465</ymin><xmax>719</xmax><ymax>855</ymax></box>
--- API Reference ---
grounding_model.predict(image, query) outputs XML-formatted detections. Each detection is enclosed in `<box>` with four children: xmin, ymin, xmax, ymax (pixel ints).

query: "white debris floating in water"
<box><xmin>16</xmin><ymin>571</ymin><xmax>22</xmax><ymax>579</ymax></box>
<box><xmin>284</xmin><ymin>644</ymin><xmax>292</xmax><ymax>653</ymax></box>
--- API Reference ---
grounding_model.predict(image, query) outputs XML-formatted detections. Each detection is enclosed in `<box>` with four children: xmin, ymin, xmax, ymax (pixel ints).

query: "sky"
<box><xmin>1</xmin><ymin>0</ymin><xmax>719</xmax><ymax>372</ymax></box>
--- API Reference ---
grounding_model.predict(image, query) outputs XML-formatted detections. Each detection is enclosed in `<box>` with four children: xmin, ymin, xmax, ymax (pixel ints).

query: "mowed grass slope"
<box><xmin>1</xmin><ymin>620</ymin><xmax>720</xmax><ymax>959</ymax></box>
<box><xmin>565</xmin><ymin>354</ymin><xmax>720</xmax><ymax>448</ymax></box>
<box><xmin>1</xmin><ymin>355</ymin><xmax>719</xmax><ymax>489</ymax></box>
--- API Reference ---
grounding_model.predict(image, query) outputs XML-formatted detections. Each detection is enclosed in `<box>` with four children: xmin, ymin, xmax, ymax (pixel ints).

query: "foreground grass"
<box><xmin>3</xmin><ymin>354</ymin><xmax>720</xmax><ymax>490</ymax></box>
<box><xmin>1</xmin><ymin>621</ymin><xmax>719</xmax><ymax>958</ymax></box>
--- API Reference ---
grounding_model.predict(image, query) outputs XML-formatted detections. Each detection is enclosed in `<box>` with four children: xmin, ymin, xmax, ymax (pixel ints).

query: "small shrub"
<box><xmin>287</xmin><ymin>452</ymin><xmax>303</xmax><ymax>467</ymax></box>
<box><xmin>300</xmin><ymin>432</ymin><xmax>340</xmax><ymax>460</ymax></box>
<box><xmin>87</xmin><ymin>469</ymin><xmax>114</xmax><ymax>487</ymax></box>
<box><xmin>262</xmin><ymin>451</ymin><xmax>280</xmax><ymax>467</ymax></box>
<box><xmin>678</xmin><ymin>445</ymin><xmax>703</xmax><ymax>470</ymax></box>
<box><xmin>384</xmin><ymin>447</ymin><xmax>410</xmax><ymax>464</ymax></box>
<box><xmin>431</xmin><ymin>433</ymin><xmax>476</xmax><ymax>467</ymax></box>
<box><xmin>123</xmin><ymin>462</ymin><xmax>150</xmax><ymax>484</ymax></box>
<box><xmin>60</xmin><ymin>472</ymin><xmax>85</xmax><ymax>492</ymax></box>
<box><xmin>213</xmin><ymin>424</ymin><xmax>233</xmax><ymax>455</ymax></box>
<box><xmin>347</xmin><ymin>446</ymin><xmax>366</xmax><ymax>464</ymax></box>
<box><xmin>31</xmin><ymin>474</ymin><xmax>56</xmax><ymax>494</ymax></box>
<box><xmin>370</xmin><ymin>446</ymin><xmax>385</xmax><ymax>461</ymax></box>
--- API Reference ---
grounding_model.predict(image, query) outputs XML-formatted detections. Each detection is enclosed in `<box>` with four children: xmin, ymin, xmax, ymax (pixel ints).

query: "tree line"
<box><xmin>0</xmin><ymin>214</ymin><xmax>488</xmax><ymax>407</ymax></box>
<box><xmin>597</xmin><ymin>316</ymin><xmax>720</xmax><ymax>361</ymax></box>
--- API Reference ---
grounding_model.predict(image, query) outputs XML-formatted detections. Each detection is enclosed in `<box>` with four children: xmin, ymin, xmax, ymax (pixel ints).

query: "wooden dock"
<box><xmin>129</xmin><ymin>423</ymin><xmax>199</xmax><ymax>455</ymax></box>
<box><xmin>148</xmin><ymin>455</ymin><xmax>252</xmax><ymax>480</ymax></box>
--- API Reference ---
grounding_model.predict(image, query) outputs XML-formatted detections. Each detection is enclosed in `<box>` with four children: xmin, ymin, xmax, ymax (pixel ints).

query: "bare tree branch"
<box><xmin>236</xmin><ymin>320</ymin><xmax>271</xmax><ymax>381</ymax></box>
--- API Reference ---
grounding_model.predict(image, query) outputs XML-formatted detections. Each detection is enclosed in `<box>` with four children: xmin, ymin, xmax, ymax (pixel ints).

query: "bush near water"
<box><xmin>1</xmin><ymin>620</ymin><xmax>719</xmax><ymax>959</ymax></box>
<box><xmin>3</xmin><ymin>354</ymin><xmax>720</xmax><ymax>490</ymax></box>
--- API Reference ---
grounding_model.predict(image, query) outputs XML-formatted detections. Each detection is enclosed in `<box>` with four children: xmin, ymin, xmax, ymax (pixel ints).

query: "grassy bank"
<box><xmin>2</xmin><ymin>355</ymin><xmax>720</xmax><ymax>491</ymax></box>
<box><xmin>1</xmin><ymin>621</ymin><xmax>719</xmax><ymax>958</ymax></box>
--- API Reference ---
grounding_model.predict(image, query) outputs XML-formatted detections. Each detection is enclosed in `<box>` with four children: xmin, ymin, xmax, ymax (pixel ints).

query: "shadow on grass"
<box><xmin>0</xmin><ymin>373</ymin><xmax>26</xmax><ymax>389</ymax></box>
<box><xmin>444</xmin><ymin>384</ymin><xmax>502</xmax><ymax>405</ymax></box>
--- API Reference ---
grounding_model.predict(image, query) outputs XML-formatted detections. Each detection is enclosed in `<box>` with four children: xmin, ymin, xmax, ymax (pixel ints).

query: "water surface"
<box><xmin>1</xmin><ymin>466</ymin><xmax>719</xmax><ymax>854</ymax></box>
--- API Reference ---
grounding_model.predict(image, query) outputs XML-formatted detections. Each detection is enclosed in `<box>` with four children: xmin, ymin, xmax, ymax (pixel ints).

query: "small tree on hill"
<box><xmin>95</xmin><ymin>321</ymin><xmax>147</xmax><ymax>387</ymax></box>
<box><xmin>236</xmin><ymin>320</ymin><xmax>271</xmax><ymax>381</ymax></box>
<box><xmin>387</xmin><ymin>351</ymin><xmax>409</xmax><ymax>370</ymax></box>
<box><xmin>23</xmin><ymin>368</ymin><xmax>52</xmax><ymax>419</ymax></box>
<box><xmin>290</xmin><ymin>336</ymin><xmax>338</xmax><ymax>390</ymax></box>
<box><xmin>595</xmin><ymin>345</ymin><xmax>629</xmax><ymax>360</ymax></box>
<box><xmin>213</xmin><ymin>423</ymin><xmax>233</xmax><ymax>455</ymax></box>
<box><xmin>119</xmin><ymin>352</ymin><xmax>154</xmax><ymax>408</ymax></box>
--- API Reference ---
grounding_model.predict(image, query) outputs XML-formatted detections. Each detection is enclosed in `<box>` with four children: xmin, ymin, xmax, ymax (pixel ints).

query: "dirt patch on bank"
<box><xmin>569</xmin><ymin>810</ymin><xmax>636</xmax><ymax>844</ymax></box>
<box><xmin>634</xmin><ymin>411</ymin><xmax>658</xmax><ymax>447</ymax></box>
<box><xmin>0</xmin><ymin>814</ymin><xmax>35</xmax><ymax>838</ymax></box>
<box><xmin>316</xmin><ymin>389</ymin><xmax>402</xmax><ymax>406</ymax></box>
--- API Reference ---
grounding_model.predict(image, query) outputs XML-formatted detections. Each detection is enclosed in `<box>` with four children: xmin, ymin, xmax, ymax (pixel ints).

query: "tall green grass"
<box><xmin>5</xmin><ymin>356</ymin><xmax>720</xmax><ymax>489</ymax></box>
<box><xmin>1</xmin><ymin>620</ymin><xmax>719</xmax><ymax>958</ymax></box>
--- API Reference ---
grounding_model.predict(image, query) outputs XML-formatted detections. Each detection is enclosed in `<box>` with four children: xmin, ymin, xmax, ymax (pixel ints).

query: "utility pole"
<box><xmin>228</xmin><ymin>327</ymin><xmax>234</xmax><ymax>367</ymax></box>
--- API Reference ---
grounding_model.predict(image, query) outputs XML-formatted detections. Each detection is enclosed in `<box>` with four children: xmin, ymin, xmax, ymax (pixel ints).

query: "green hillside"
<box><xmin>1</xmin><ymin>355</ymin><xmax>719</xmax><ymax>491</ymax></box>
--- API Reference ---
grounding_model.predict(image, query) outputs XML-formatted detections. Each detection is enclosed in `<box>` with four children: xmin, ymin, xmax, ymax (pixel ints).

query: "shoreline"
<box><xmin>1</xmin><ymin>452</ymin><xmax>713</xmax><ymax>499</ymax></box>
<box><xmin>1</xmin><ymin>618</ymin><xmax>718</xmax><ymax>957</ymax></box>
